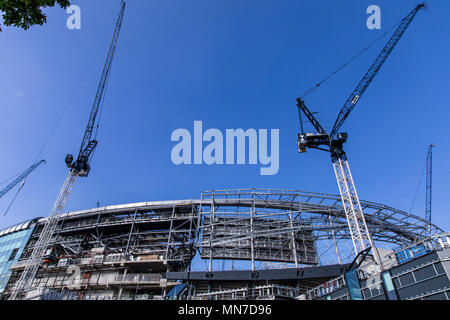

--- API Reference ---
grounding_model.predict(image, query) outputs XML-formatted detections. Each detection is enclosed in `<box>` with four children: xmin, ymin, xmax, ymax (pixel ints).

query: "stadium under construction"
<box><xmin>2</xmin><ymin>2</ymin><xmax>449</xmax><ymax>302</ymax></box>
<box><xmin>0</xmin><ymin>189</ymin><xmax>449</xmax><ymax>300</ymax></box>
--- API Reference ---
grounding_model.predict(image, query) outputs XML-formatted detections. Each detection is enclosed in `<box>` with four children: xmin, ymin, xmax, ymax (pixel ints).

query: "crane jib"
<box><xmin>329</xmin><ymin>3</ymin><xmax>424</xmax><ymax>139</ymax></box>
<box><xmin>0</xmin><ymin>160</ymin><xmax>46</xmax><ymax>200</ymax></box>
<box><xmin>77</xmin><ymin>1</ymin><xmax>126</xmax><ymax>162</ymax></box>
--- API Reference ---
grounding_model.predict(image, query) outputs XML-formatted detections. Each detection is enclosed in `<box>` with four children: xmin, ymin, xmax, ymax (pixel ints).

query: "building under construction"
<box><xmin>0</xmin><ymin>188</ymin><xmax>448</xmax><ymax>300</ymax></box>
<box><xmin>2</xmin><ymin>2</ymin><xmax>449</xmax><ymax>302</ymax></box>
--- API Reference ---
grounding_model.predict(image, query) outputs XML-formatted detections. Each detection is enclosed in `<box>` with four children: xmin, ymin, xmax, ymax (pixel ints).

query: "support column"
<box><xmin>208</xmin><ymin>196</ymin><xmax>215</xmax><ymax>273</ymax></box>
<box><xmin>289</xmin><ymin>210</ymin><xmax>299</xmax><ymax>267</ymax></box>
<box><xmin>250</xmin><ymin>197</ymin><xmax>255</xmax><ymax>272</ymax></box>
<box><xmin>125</xmin><ymin>209</ymin><xmax>137</xmax><ymax>257</ymax></box>
<box><xmin>118</xmin><ymin>267</ymin><xmax>128</xmax><ymax>299</ymax></box>
<box><xmin>165</xmin><ymin>205</ymin><xmax>176</xmax><ymax>260</ymax></box>
<box><xmin>333</xmin><ymin>159</ymin><xmax>382</xmax><ymax>267</ymax></box>
<box><xmin>329</xmin><ymin>214</ymin><xmax>341</xmax><ymax>265</ymax></box>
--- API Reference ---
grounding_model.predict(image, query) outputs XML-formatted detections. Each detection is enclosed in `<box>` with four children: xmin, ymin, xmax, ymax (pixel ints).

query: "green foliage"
<box><xmin>0</xmin><ymin>0</ymin><xmax>70</xmax><ymax>30</ymax></box>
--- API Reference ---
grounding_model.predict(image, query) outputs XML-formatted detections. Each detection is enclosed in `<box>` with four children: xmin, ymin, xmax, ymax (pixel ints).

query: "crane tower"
<box><xmin>425</xmin><ymin>144</ymin><xmax>434</xmax><ymax>232</ymax></box>
<box><xmin>297</xmin><ymin>3</ymin><xmax>425</xmax><ymax>264</ymax></box>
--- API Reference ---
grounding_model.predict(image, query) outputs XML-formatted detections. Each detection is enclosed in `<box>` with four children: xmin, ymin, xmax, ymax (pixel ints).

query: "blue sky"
<box><xmin>0</xmin><ymin>0</ymin><xmax>449</xmax><ymax>237</ymax></box>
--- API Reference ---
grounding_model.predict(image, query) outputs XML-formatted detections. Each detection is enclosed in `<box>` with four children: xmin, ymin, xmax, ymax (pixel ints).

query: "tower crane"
<box><xmin>0</xmin><ymin>160</ymin><xmax>46</xmax><ymax>201</ymax></box>
<box><xmin>425</xmin><ymin>144</ymin><xmax>434</xmax><ymax>232</ymax></box>
<box><xmin>10</xmin><ymin>1</ymin><xmax>126</xmax><ymax>300</ymax></box>
<box><xmin>296</xmin><ymin>3</ymin><xmax>425</xmax><ymax>265</ymax></box>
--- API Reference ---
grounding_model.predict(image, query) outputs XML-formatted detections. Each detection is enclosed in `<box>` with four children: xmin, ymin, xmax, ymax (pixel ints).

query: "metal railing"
<box><xmin>305</xmin><ymin>232</ymin><xmax>450</xmax><ymax>300</ymax></box>
<box><xmin>306</xmin><ymin>275</ymin><xmax>346</xmax><ymax>300</ymax></box>
<box><xmin>196</xmin><ymin>284</ymin><xmax>301</xmax><ymax>300</ymax></box>
<box><xmin>111</xmin><ymin>273</ymin><xmax>161</xmax><ymax>284</ymax></box>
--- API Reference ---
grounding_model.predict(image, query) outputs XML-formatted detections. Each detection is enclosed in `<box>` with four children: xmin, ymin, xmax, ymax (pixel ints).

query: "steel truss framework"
<box><xmin>197</xmin><ymin>189</ymin><xmax>442</xmax><ymax>269</ymax></box>
<box><xmin>333</xmin><ymin>159</ymin><xmax>374</xmax><ymax>255</ymax></box>
<box><xmin>4</xmin><ymin>188</ymin><xmax>441</xmax><ymax>297</ymax></box>
<box><xmin>4</xmin><ymin>201</ymin><xmax>199</xmax><ymax>298</ymax></box>
<box><xmin>21</xmin><ymin>189</ymin><xmax>442</xmax><ymax>265</ymax></box>
<box><xmin>10</xmin><ymin>171</ymin><xmax>78</xmax><ymax>299</ymax></box>
<box><xmin>22</xmin><ymin>201</ymin><xmax>199</xmax><ymax>266</ymax></box>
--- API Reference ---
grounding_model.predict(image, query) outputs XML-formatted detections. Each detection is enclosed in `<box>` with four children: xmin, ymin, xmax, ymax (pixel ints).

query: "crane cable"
<box><xmin>2</xmin><ymin>19</ymin><xmax>116</xmax><ymax>218</ymax></box>
<box><xmin>300</xmin><ymin>20</ymin><xmax>401</xmax><ymax>99</ymax></box>
<box><xmin>3</xmin><ymin>180</ymin><xmax>26</xmax><ymax>216</ymax></box>
<box><xmin>0</xmin><ymin>171</ymin><xmax>22</xmax><ymax>187</ymax></box>
<box><xmin>89</xmin><ymin>72</ymin><xmax>111</xmax><ymax>166</ymax></box>
<box><xmin>33</xmin><ymin>19</ymin><xmax>117</xmax><ymax>163</ymax></box>
<box><xmin>300</xmin><ymin>5</ymin><xmax>450</xmax><ymax>99</ymax></box>
<box><xmin>408</xmin><ymin>154</ymin><xmax>427</xmax><ymax>215</ymax></box>
<box><xmin>0</xmin><ymin>165</ymin><xmax>34</xmax><ymax>216</ymax></box>
<box><xmin>1</xmin><ymin>162</ymin><xmax>46</xmax><ymax>217</ymax></box>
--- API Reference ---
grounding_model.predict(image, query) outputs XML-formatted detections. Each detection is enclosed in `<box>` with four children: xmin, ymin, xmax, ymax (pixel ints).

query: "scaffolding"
<box><xmin>198</xmin><ymin>190</ymin><xmax>318</xmax><ymax>270</ymax></box>
<box><xmin>2</xmin><ymin>189</ymin><xmax>441</xmax><ymax>300</ymax></box>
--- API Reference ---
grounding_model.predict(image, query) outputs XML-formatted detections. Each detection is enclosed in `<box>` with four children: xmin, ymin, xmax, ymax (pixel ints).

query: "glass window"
<box><xmin>8</xmin><ymin>248</ymin><xmax>18</xmax><ymax>261</ymax></box>
<box><xmin>345</xmin><ymin>269</ymin><xmax>363</xmax><ymax>300</ymax></box>
<box><xmin>382</xmin><ymin>272</ymin><xmax>394</xmax><ymax>291</ymax></box>
<box><xmin>0</xmin><ymin>225</ymin><xmax>34</xmax><ymax>294</ymax></box>
<box><xmin>382</xmin><ymin>271</ymin><xmax>399</xmax><ymax>300</ymax></box>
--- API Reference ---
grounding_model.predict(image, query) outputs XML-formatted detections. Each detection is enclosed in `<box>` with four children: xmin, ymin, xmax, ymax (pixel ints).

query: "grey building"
<box><xmin>305</xmin><ymin>234</ymin><xmax>450</xmax><ymax>300</ymax></box>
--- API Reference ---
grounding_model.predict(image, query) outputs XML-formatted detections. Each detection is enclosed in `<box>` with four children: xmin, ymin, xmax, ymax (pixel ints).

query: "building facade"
<box><xmin>0</xmin><ymin>219</ymin><xmax>37</xmax><ymax>295</ymax></box>
<box><xmin>305</xmin><ymin>234</ymin><xmax>450</xmax><ymax>300</ymax></box>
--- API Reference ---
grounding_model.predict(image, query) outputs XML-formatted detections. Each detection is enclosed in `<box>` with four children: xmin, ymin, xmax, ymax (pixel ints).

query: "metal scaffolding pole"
<box><xmin>329</xmin><ymin>214</ymin><xmax>341</xmax><ymax>265</ymax></box>
<box><xmin>289</xmin><ymin>210</ymin><xmax>299</xmax><ymax>267</ymax></box>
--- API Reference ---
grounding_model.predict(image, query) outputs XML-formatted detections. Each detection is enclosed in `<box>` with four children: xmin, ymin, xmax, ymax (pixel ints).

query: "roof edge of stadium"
<box><xmin>0</xmin><ymin>218</ymin><xmax>41</xmax><ymax>237</ymax></box>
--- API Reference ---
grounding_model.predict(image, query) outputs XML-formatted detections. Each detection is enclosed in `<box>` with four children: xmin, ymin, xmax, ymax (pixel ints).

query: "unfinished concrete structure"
<box><xmin>0</xmin><ymin>189</ymin><xmax>443</xmax><ymax>300</ymax></box>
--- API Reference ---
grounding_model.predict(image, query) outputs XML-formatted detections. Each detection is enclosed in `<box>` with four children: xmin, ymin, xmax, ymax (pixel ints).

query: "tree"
<box><xmin>0</xmin><ymin>0</ymin><xmax>70</xmax><ymax>30</ymax></box>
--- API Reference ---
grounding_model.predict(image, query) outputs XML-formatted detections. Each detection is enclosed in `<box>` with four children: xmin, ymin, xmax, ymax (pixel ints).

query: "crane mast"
<box><xmin>65</xmin><ymin>1</ymin><xmax>126</xmax><ymax>177</ymax></box>
<box><xmin>425</xmin><ymin>144</ymin><xmax>434</xmax><ymax>232</ymax></box>
<box><xmin>297</xmin><ymin>3</ymin><xmax>425</xmax><ymax>263</ymax></box>
<box><xmin>0</xmin><ymin>160</ymin><xmax>46</xmax><ymax>200</ymax></box>
<box><xmin>10</xmin><ymin>1</ymin><xmax>126</xmax><ymax>300</ymax></box>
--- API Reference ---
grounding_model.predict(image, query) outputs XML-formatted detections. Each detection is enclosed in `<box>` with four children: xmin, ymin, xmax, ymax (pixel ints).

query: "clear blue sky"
<box><xmin>0</xmin><ymin>0</ymin><xmax>449</xmax><ymax>235</ymax></box>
